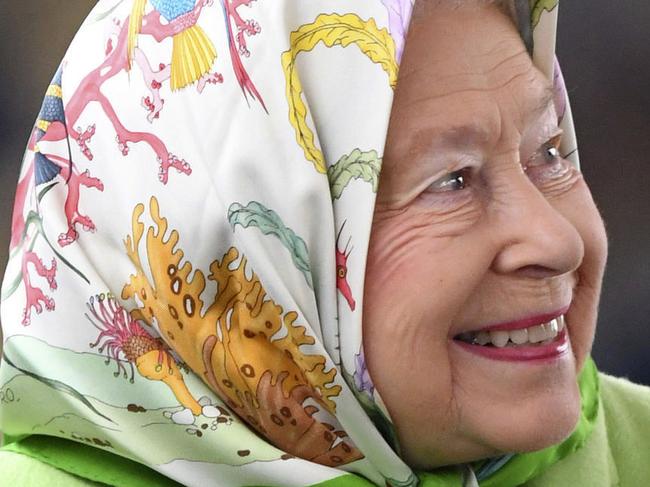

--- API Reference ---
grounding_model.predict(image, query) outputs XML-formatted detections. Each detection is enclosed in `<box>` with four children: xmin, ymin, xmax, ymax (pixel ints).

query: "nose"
<box><xmin>490</xmin><ymin>173</ymin><xmax>584</xmax><ymax>279</ymax></box>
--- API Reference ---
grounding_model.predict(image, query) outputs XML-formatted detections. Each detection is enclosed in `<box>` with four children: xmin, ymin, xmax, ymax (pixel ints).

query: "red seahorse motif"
<box><xmin>335</xmin><ymin>221</ymin><xmax>356</xmax><ymax>311</ymax></box>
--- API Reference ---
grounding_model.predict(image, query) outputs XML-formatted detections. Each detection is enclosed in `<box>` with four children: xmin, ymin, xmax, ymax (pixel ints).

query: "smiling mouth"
<box><xmin>452</xmin><ymin>314</ymin><xmax>571</xmax><ymax>362</ymax></box>
<box><xmin>455</xmin><ymin>315</ymin><xmax>566</xmax><ymax>348</ymax></box>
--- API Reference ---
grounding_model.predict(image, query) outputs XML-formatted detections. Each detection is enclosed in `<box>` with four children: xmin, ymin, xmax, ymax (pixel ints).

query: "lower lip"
<box><xmin>453</xmin><ymin>328</ymin><xmax>569</xmax><ymax>362</ymax></box>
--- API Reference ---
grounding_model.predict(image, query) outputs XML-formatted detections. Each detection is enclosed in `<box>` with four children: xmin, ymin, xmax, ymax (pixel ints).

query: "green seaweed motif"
<box><xmin>228</xmin><ymin>201</ymin><xmax>313</xmax><ymax>288</ymax></box>
<box><xmin>328</xmin><ymin>149</ymin><xmax>382</xmax><ymax>200</ymax></box>
<box><xmin>529</xmin><ymin>0</ymin><xmax>559</xmax><ymax>27</ymax></box>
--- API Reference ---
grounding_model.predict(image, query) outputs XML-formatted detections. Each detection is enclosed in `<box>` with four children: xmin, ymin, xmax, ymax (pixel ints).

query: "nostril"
<box><xmin>516</xmin><ymin>264</ymin><xmax>561</xmax><ymax>279</ymax></box>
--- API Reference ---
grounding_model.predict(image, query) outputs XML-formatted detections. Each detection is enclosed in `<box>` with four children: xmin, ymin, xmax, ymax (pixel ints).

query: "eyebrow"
<box><xmin>407</xmin><ymin>82</ymin><xmax>557</xmax><ymax>155</ymax></box>
<box><xmin>530</xmin><ymin>83</ymin><xmax>556</xmax><ymax>123</ymax></box>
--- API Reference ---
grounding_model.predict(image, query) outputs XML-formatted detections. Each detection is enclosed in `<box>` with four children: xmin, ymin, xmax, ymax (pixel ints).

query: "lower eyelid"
<box><xmin>413</xmin><ymin>193</ymin><xmax>484</xmax><ymax>230</ymax></box>
<box><xmin>417</xmin><ymin>185</ymin><xmax>477</xmax><ymax>209</ymax></box>
<box><xmin>528</xmin><ymin>162</ymin><xmax>582</xmax><ymax>196</ymax></box>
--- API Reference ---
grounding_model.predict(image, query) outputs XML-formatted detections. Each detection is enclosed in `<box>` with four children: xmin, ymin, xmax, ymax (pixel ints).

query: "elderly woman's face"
<box><xmin>363</xmin><ymin>3</ymin><xmax>608</xmax><ymax>468</ymax></box>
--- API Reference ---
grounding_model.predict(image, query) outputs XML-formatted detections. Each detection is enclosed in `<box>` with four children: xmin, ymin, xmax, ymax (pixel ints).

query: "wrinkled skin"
<box><xmin>363</xmin><ymin>3</ymin><xmax>608</xmax><ymax>469</ymax></box>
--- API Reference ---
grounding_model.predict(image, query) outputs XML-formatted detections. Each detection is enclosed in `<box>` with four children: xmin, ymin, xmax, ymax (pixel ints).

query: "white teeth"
<box><xmin>509</xmin><ymin>328</ymin><xmax>529</xmax><ymax>345</ymax></box>
<box><xmin>476</xmin><ymin>331</ymin><xmax>491</xmax><ymax>345</ymax></box>
<box><xmin>461</xmin><ymin>315</ymin><xmax>565</xmax><ymax>347</ymax></box>
<box><xmin>490</xmin><ymin>330</ymin><xmax>510</xmax><ymax>348</ymax></box>
<box><xmin>546</xmin><ymin>319</ymin><xmax>559</xmax><ymax>336</ymax></box>
<box><xmin>527</xmin><ymin>324</ymin><xmax>546</xmax><ymax>343</ymax></box>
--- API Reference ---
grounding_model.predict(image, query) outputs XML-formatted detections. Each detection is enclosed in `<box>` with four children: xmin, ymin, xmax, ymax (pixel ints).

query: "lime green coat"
<box><xmin>1</xmin><ymin>373</ymin><xmax>648</xmax><ymax>486</ymax></box>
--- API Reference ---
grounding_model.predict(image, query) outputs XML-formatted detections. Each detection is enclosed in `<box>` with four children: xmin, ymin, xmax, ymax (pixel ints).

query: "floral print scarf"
<box><xmin>0</xmin><ymin>1</ymin><xmax>596</xmax><ymax>486</ymax></box>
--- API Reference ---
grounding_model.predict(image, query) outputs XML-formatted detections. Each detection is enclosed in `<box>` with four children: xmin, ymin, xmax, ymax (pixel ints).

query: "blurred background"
<box><xmin>0</xmin><ymin>1</ymin><xmax>648</xmax><ymax>384</ymax></box>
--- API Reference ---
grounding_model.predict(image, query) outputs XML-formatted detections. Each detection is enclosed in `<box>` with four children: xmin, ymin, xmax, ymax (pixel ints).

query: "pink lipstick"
<box><xmin>452</xmin><ymin>307</ymin><xmax>570</xmax><ymax>362</ymax></box>
<box><xmin>454</xmin><ymin>327</ymin><xmax>569</xmax><ymax>362</ymax></box>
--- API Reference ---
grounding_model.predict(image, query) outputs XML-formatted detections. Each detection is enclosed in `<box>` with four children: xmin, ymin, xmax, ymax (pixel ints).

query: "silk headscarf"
<box><xmin>0</xmin><ymin>1</ymin><xmax>596</xmax><ymax>486</ymax></box>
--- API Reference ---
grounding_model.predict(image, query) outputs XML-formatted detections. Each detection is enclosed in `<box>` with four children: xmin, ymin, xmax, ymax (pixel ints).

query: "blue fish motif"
<box><xmin>34</xmin><ymin>66</ymin><xmax>66</xmax><ymax>185</ymax></box>
<box><xmin>149</xmin><ymin>0</ymin><xmax>196</xmax><ymax>21</ymax></box>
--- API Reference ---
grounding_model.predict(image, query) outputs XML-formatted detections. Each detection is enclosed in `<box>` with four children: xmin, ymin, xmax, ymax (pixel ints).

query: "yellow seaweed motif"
<box><xmin>281</xmin><ymin>13</ymin><xmax>398</xmax><ymax>173</ymax></box>
<box><xmin>122</xmin><ymin>197</ymin><xmax>362</xmax><ymax>466</ymax></box>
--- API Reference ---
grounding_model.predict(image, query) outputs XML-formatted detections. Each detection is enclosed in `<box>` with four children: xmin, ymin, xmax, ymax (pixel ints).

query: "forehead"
<box><xmin>398</xmin><ymin>4</ymin><xmax>530</xmax><ymax>86</ymax></box>
<box><xmin>389</xmin><ymin>4</ymin><xmax>554</xmax><ymax>152</ymax></box>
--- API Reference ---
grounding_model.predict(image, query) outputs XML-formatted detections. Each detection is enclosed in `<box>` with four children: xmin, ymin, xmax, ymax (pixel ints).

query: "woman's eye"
<box><xmin>427</xmin><ymin>168</ymin><xmax>472</xmax><ymax>193</ymax></box>
<box><xmin>527</xmin><ymin>133</ymin><xmax>563</xmax><ymax>168</ymax></box>
<box><xmin>543</xmin><ymin>144</ymin><xmax>561</xmax><ymax>164</ymax></box>
<box><xmin>524</xmin><ymin>132</ymin><xmax>578</xmax><ymax>189</ymax></box>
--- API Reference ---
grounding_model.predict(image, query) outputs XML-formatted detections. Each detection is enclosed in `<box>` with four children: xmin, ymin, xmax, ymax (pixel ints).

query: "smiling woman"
<box><xmin>1</xmin><ymin>1</ymin><xmax>649</xmax><ymax>487</ymax></box>
<box><xmin>364</xmin><ymin>2</ymin><xmax>607</xmax><ymax>469</ymax></box>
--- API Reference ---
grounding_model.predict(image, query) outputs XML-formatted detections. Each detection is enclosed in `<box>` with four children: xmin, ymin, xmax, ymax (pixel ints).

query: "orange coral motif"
<box><xmin>122</xmin><ymin>197</ymin><xmax>363</xmax><ymax>466</ymax></box>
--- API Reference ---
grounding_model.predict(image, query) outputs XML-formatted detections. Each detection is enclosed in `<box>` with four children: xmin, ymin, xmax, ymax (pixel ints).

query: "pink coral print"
<box><xmin>221</xmin><ymin>0</ymin><xmax>267</xmax><ymax>110</ymax></box>
<box><xmin>123</xmin><ymin>0</ymin><xmax>265</xmax><ymax>113</ymax></box>
<box><xmin>3</xmin><ymin>66</ymin><xmax>93</xmax><ymax>325</ymax></box>
<box><xmin>19</xmin><ymin>251</ymin><xmax>57</xmax><ymax>326</ymax></box>
<box><xmin>5</xmin><ymin>161</ymin><xmax>60</xmax><ymax>326</ymax></box>
<box><xmin>28</xmin><ymin>66</ymin><xmax>105</xmax><ymax>249</ymax></box>
<box><xmin>73</xmin><ymin>0</ymin><xmax>266</xmax><ymax>187</ymax></box>
<box><xmin>69</xmin><ymin>6</ymin><xmax>200</xmax><ymax>185</ymax></box>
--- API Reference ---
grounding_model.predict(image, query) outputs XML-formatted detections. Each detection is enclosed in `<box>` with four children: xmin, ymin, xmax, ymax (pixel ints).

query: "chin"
<box><xmin>396</xmin><ymin>358</ymin><xmax>584</xmax><ymax>470</ymax></box>
<box><xmin>422</xmin><ymin>346</ymin><xmax>585</xmax><ymax>468</ymax></box>
<box><xmin>477</xmin><ymin>365</ymin><xmax>583</xmax><ymax>456</ymax></box>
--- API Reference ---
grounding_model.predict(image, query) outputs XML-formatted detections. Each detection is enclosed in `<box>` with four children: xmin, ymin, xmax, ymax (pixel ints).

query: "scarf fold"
<box><xmin>0</xmin><ymin>1</ymin><xmax>592</xmax><ymax>485</ymax></box>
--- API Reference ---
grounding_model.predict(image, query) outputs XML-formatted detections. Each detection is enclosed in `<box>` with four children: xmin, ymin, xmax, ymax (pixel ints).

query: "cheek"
<box><xmin>365</xmin><ymin>212</ymin><xmax>488</xmax><ymax>332</ymax></box>
<box><xmin>551</xmin><ymin>180</ymin><xmax>608</xmax><ymax>369</ymax></box>
<box><xmin>363</xmin><ymin>209</ymin><xmax>494</xmax><ymax>367</ymax></box>
<box><xmin>362</xmin><ymin>209</ymin><xmax>498</xmax><ymax>457</ymax></box>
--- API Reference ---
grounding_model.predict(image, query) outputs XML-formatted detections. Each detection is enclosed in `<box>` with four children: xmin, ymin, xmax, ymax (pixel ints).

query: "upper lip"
<box><xmin>454</xmin><ymin>304</ymin><xmax>570</xmax><ymax>336</ymax></box>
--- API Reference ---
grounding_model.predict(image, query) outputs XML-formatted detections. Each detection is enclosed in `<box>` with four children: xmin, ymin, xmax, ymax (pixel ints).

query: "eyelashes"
<box><xmin>524</xmin><ymin>133</ymin><xmax>563</xmax><ymax>170</ymax></box>
<box><xmin>426</xmin><ymin>167</ymin><xmax>473</xmax><ymax>193</ymax></box>
<box><xmin>421</xmin><ymin>132</ymin><xmax>575</xmax><ymax>204</ymax></box>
